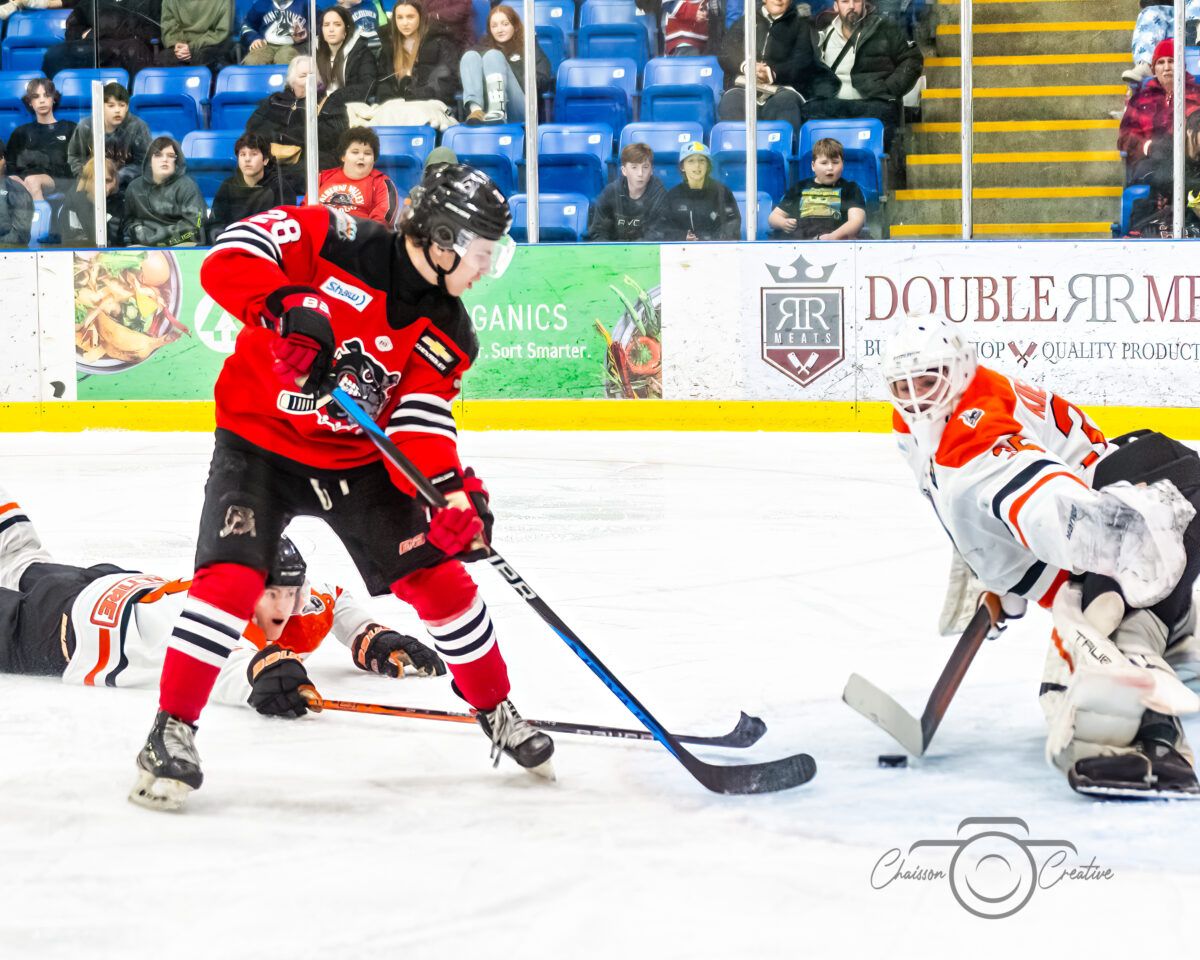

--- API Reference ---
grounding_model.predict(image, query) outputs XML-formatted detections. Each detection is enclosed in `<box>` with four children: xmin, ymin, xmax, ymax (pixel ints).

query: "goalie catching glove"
<box><xmin>247</xmin><ymin>644</ymin><xmax>315</xmax><ymax>718</ymax></box>
<box><xmin>351</xmin><ymin>624</ymin><xmax>447</xmax><ymax>677</ymax></box>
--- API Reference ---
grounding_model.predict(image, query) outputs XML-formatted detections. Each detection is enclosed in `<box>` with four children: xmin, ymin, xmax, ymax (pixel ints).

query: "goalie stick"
<box><xmin>328</xmin><ymin>386</ymin><xmax>817</xmax><ymax>794</ymax></box>
<box><xmin>842</xmin><ymin>604</ymin><xmax>992</xmax><ymax>756</ymax></box>
<box><xmin>303</xmin><ymin>695</ymin><xmax>768</xmax><ymax>748</ymax></box>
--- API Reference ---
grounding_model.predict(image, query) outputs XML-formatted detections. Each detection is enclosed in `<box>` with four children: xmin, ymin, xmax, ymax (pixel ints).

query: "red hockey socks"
<box><xmin>159</xmin><ymin>563</ymin><xmax>265</xmax><ymax>724</ymax></box>
<box><xmin>392</xmin><ymin>564</ymin><xmax>511</xmax><ymax>711</ymax></box>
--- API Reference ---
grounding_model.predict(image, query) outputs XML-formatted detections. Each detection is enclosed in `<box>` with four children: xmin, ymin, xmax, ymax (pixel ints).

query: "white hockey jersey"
<box><xmin>60</xmin><ymin>574</ymin><xmax>378</xmax><ymax>706</ymax></box>
<box><xmin>895</xmin><ymin>366</ymin><xmax>1111</xmax><ymax>607</ymax></box>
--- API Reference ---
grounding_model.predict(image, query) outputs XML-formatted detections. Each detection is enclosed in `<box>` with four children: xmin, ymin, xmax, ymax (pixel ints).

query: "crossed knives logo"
<box><xmin>1008</xmin><ymin>341</ymin><xmax>1037</xmax><ymax>367</ymax></box>
<box><xmin>761</xmin><ymin>253</ymin><xmax>844</xmax><ymax>388</ymax></box>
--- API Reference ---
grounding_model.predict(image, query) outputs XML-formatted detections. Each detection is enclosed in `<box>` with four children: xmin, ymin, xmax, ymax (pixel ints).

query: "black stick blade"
<box><xmin>683</xmin><ymin>751</ymin><xmax>817</xmax><ymax>795</ymax></box>
<box><xmin>677</xmin><ymin>712</ymin><xmax>768</xmax><ymax>749</ymax></box>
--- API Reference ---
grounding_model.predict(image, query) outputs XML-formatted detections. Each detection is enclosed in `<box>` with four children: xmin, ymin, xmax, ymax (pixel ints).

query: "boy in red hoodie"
<box><xmin>317</xmin><ymin>126</ymin><xmax>401</xmax><ymax>227</ymax></box>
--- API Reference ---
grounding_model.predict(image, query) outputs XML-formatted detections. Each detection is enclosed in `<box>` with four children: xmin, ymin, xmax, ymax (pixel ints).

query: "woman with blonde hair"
<box><xmin>55</xmin><ymin>157</ymin><xmax>123</xmax><ymax>247</ymax></box>
<box><xmin>459</xmin><ymin>4</ymin><xmax>550</xmax><ymax>123</ymax></box>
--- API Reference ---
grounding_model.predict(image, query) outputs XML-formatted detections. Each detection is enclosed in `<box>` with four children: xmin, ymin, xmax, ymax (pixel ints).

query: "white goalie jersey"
<box><xmin>60</xmin><ymin>573</ymin><xmax>378</xmax><ymax>706</ymax></box>
<box><xmin>895</xmin><ymin>366</ymin><xmax>1111</xmax><ymax>607</ymax></box>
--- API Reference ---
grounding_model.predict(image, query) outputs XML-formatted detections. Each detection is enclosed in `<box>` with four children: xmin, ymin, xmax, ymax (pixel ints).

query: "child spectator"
<box><xmin>317</xmin><ymin>5</ymin><xmax>379</xmax><ymax>103</ymax></box>
<box><xmin>6</xmin><ymin>78</ymin><xmax>76</xmax><ymax>201</ymax></box>
<box><xmin>663</xmin><ymin>141</ymin><xmax>741</xmax><ymax>239</ymax></box>
<box><xmin>121</xmin><ymin>135</ymin><xmax>206</xmax><ymax>246</ymax></box>
<box><xmin>460</xmin><ymin>4</ymin><xmax>550</xmax><ymax>123</ymax></box>
<box><xmin>208</xmin><ymin>133</ymin><xmax>297</xmax><ymax>239</ymax></box>
<box><xmin>55</xmin><ymin>156</ymin><xmax>124</xmax><ymax>247</ymax></box>
<box><xmin>769</xmin><ymin>136</ymin><xmax>865</xmax><ymax>239</ymax></box>
<box><xmin>339</xmin><ymin>0</ymin><xmax>390</xmax><ymax>50</ymax></box>
<box><xmin>586</xmin><ymin>142</ymin><xmax>670</xmax><ymax>241</ymax></box>
<box><xmin>0</xmin><ymin>141</ymin><xmax>33</xmax><ymax>246</ymax></box>
<box><xmin>662</xmin><ymin>0</ymin><xmax>725</xmax><ymax>56</ymax></box>
<box><xmin>241</xmin><ymin>0</ymin><xmax>312</xmax><ymax>65</ymax></box>
<box><xmin>158</xmin><ymin>0</ymin><xmax>236</xmax><ymax>68</ymax></box>
<box><xmin>67</xmin><ymin>83</ymin><xmax>152</xmax><ymax>191</ymax></box>
<box><xmin>317</xmin><ymin>126</ymin><xmax>401</xmax><ymax>226</ymax></box>
<box><xmin>42</xmin><ymin>0</ymin><xmax>161</xmax><ymax>78</ymax></box>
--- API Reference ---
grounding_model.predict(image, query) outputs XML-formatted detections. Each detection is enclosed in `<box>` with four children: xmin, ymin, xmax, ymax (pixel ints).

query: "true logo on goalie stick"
<box><xmin>760</xmin><ymin>253</ymin><xmax>845</xmax><ymax>388</ymax></box>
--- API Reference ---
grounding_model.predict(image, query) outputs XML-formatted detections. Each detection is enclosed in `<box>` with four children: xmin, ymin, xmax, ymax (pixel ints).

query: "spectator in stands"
<box><xmin>1119</xmin><ymin>39</ymin><xmax>1200</xmax><ymax>179</ymax></box>
<box><xmin>208</xmin><ymin>132</ymin><xmax>297</xmax><ymax>238</ymax></box>
<box><xmin>317</xmin><ymin>126</ymin><xmax>401</xmax><ymax>225</ymax></box>
<box><xmin>587</xmin><ymin>142</ymin><xmax>670</xmax><ymax>241</ymax></box>
<box><xmin>245</xmin><ymin>55</ymin><xmax>349</xmax><ymax>187</ymax></box>
<box><xmin>6</xmin><ymin>78</ymin><xmax>76</xmax><ymax>201</ymax></box>
<box><xmin>338</xmin><ymin>0</ymin><xmax>391</xmax><ymax>51</ymax></box>
<box><xmin>768</xmin><ymin>136</ymin><xmax>865</xmax><ymax>239</ymax></box>
<box><xmin>121</xmin><ymin>135</ymin><xmax>205</xmax><ymax>246</ymax></box>
<box><xmin>807</xmin><ymin>0</ymin><xmax>922</xmax><ymax>148</ymax></box>
<box><xmin>1124</xmin><ymin>1</ymin><xmax>1200</xmax><ymax>84</ymax></box>
<box><xmin>423</xmin><ymin>143</ymin><xmax>456</xmax><ymax>176</ymax></box>
<box><xmin>1127</xmin><ymin>105</ymin><xmax>1200</xmax><ymax>235</ymax></box>
<box><xmin>367</xmin><ymin>1</ymin><xmax>461</xmax><ymax>118</ymax></box>
<box><xmin>460</xmin><ymin>4</ymin><xmax>550</xmax><ymax>123</ymax></box>
<box><xmin>0</xmin><ymin>0</ymin><xmax>66</xmax><ymax>22</ymax></box>
<box><xmin>42</xmin><ymin>0</ymin><xmax>161</xmax><ymax>78</ymax></box>
<box><xmin>663</xmin><ymin>0</ymin><xmax>725</xmax><ymax>56</ymax></box>
<box><xmin>317</xmin><ymin>5</ymin><xmax>379</xmax><ymax>102</ymax></box>
<box><xmin>55</xmin><ymin>156</ymin><xmax>122</xmax><ymax>246</ymax></box>
<box><xmin>425</xmin><ymin>0</ymin><xmax>473</xmax><ymax>50</ymax></box>
<box><xmin>157</xmin><ymin>0</ymin><xmax>236</xmax><ymax>69</ymax></box>
<box><xmin>241</xmin><ymin>0</ymin><xmax>311</xmax><ymax>65</ymax></box>
<box><xmin>663</xmin><ymin>141</ymin><xmax>741</xmax><ymax>239</ymax></box>
<box><xmin>0</xmin><ymin>142</ymin><xmax>33</xmax><ymax>246</ymax></box>
<box><xmin>718</xmin><ymin>0</ymin><xmax>838</xmax><ymax>130</ymax></box>
<box><xmin>67</xmin><ymin>82</ymin><xmax>151</xmax><ymax>190</ymax></box>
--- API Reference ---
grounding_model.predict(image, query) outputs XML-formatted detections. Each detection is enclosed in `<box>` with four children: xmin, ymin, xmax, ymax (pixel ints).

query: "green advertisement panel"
<box><xmin>71</xmin><ymin>244</ymin><xmax>662</xmax><ymax>401</ymax></box>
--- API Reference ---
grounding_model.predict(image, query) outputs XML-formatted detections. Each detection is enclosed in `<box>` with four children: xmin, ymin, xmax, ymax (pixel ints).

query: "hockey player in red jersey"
<box><xmin>130</xmin><ymin>165</ymin><xmax>554</xmax><ymax>811</ymax></box>
<box><xmin>882</xmin><ymin>316</ymin><xmax>1200</xmax><ymax>798</ymax></box>
<box><xmin>0</xmin><ymin>498</ymin><xmax>444</xmax><ymax>709</ymax></box>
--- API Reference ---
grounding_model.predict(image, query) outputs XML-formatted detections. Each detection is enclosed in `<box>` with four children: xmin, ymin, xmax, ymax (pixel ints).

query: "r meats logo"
<box><xmin>760</xmin><ymin>253</ymin><xmax>845</xmax><ymax>387</ymax></box>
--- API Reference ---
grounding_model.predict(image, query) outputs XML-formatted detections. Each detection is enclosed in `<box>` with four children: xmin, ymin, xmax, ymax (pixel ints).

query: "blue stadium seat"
<box><xmin>579</xmin><ymin>0</ymin><xmax>656</xmax><ymax>54</ymax></box>
<box><xmin>709</xmin><ymin>121</ymin><xmax>794</xmax><ymax>202</ymax></box>
<box><xmin>1115</xmin><ymin>183</ymin><xmax>1151</xmax><ymax>237</ymax></box>
<box><xmin>1</xmin><ymin>10</ymin><xmax>69</xmax><ymax>72</ymax></box>
<box><xmin>442</xmin><ymin>123</ymin><xmax>525</xmax><ymax>195</ymax></box>
<box><xmin>619</xmin><ymin>120</ymin><xmax>703</xmax><ymax>188</ymax></box>
<box><xmin>472</xmin><ymin>0</ymin><xmax>490</xmax><ymax>40</ymax></box>
<box><xmin>732</xmin><ymin>190</ymin><xmax>773</xmax><ymax>240</ymax></box>
<box><xmin>53</xmin><ymin>68</ymin><xmax>130</xmax><ymax>123</ymax></box>
<box><xmin>534</xmin><ymin>0</ymin><xmax>576</xmax><ymax>42</ymax></box>
<box><xmin>797</xmin><ymin>117</ymin><xmax>885</xmax><ymax>200</ymax></box>
<box><xmin>640</xmin><ymin>56</ymin><xmax>721</xmax><ymax>130</ymax></box>
<box><xmin>553</xmin><ymin>58</ymin><xmax>636</xmax><ymax>132</ymax></box>
<box><xmin>130</xmin><ymin>67</ymin><xmax>212</xmax><ymax>142</ymax></box>
<box><xmin>374</xmin><ymin>124</ymin><xmax>436</xmax><ymax>193</ymax></box>
<box><xmin>0</xmin><ymin>70</ymin><xmax>41</xmax><ymax>141</ymax></box>
<box><xmin>576</xmin><ymin>22</ymin><xmax>650</xmax><ymax>74</ymax></box>
<box><xmin>182</xmin><ymin>129</ymin><xmax>241</xmax><ymax>202</ymax></box>
<box><xmin>536</xmin><ymin>24</ymin><xmax>568</xmax><ymax>75</ymax></box>
<box><xmin>211</xmin><ymin>65</ymin><xmax>287</xmax><ymax>130</ymax></box>
<box><xmin>537</xmin><ymin>122</ymin><xmax>612</xmax><ymax>198</ymax></box>
<box><xmin>1188</xmin><ymin>45</ymin><xmax>1199</xmax><ymax>77</ymax></box>
<box><xmin>509</xmin><ymin>192</ymin><xmax>590</xmax><ymax>242</ymax></box>
<box><xmin>28</xmin><ymin>198</ymin><xmax>51</xmax><ymax>247</ymax></box>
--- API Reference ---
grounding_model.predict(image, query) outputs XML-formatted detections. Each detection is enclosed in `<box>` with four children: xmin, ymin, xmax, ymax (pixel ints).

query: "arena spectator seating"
<box><xmin>130</xmin><ymin>67</ymin><xmax>212</xmax><ymax>142</ymax></box>
<box><xmin>619</xmin><ymin>120</ymin><xmax>703</xmax><ymax>188</ymax></box>
<box><xmin>442</xmin><ymin>123</ymin><xmax>526</xmax><ymax>195</ymax></box>
<box><xmin>182</xmin><ymin>129</ymin><xmax>242</xmax><ymax>206</ymax></box>
<box><xmin>374</xmin><ymin>125</ymin><xmax>437</xmax><ymax>194</ymax></box>
<box><xmin>796</xmin><ymin>117</ymin><xmax>886</xmax><ymax>204</ymax></box>
<box><xmin>537</xmin><ymin>121</ymin><xmax>612</xmax><ymax>197</ymax></box>
<box><xmin>732</xmin><ymin>190</ymin><xmax>773</xmax><ymax>240</ymax></box>
<box><xmin>509</xmin><ymin>191</ymin><xmax>591</xmax><ymax>241</ymax></box>
<box><xmin>210</xmin><ymin>65</ymin><xmax>287</xmax><ymax>130</ymax></box>
<box><xmin>709</xmin><ymin>121</ymin><xmax>793</xmax><ymax>204</ymax></box>
<box><xmin>640</xmin><ymin>56</ymin><xmax>722</xmax><ymax>131</ymax></box>
<box><xmin>553</xmin><ymin>57</ymin><xmax>637</xmax><ymax>131</ymax></box>
<box><xmin>0</xmin><ymin>69</ymin><xmax>40</xmax><ymax>140</ymax></box>
<box><xmin>1113</xmin><ymin>183</ymin><xmax>1150</xmax><ymax>237</ymax></box>
<box><xmin>55</xmin><ymin>68</ymin><xmax>130</xmax><ymax>123</ymax></box>
<box><xmin>1</xmin><ymin>9</ymin><xmax>69</xmax><ymax>72</ymax></box>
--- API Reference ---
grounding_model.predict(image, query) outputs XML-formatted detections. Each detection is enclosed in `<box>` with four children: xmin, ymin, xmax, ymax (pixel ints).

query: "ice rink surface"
<box><xmin>1</xmin><ymin>429</ymin><xmax>1198</xmax><ymax>959</ymax></box>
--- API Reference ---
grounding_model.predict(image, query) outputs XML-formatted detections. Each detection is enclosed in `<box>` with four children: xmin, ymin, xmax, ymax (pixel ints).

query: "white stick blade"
<box><xmin>842</xmin><ymin>673</ymin><xmax>927</xmax><ymax>757</ymax></box>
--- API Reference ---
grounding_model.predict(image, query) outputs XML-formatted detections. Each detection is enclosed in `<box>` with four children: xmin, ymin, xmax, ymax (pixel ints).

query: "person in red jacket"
<box><xmin>128</xmin><ymin>165</ymin><xmax>550</xmax><ymax>812</ymax></box>
<box><xmin>317</xmin><ymin>126</ymin><xmax>401</xmax><ymax>227</ymax></box>
<box><xmin>1118</xmin><ymin>38</ymin><xmax>1200</xmax><ymax>180</ymax></box>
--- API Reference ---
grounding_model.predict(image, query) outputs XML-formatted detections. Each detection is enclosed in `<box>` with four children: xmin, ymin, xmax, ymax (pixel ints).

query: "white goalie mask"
<box><xmin>882</xmin><ymin>316</ymin><xmax>978</xmax><ymax>452</ymax></box>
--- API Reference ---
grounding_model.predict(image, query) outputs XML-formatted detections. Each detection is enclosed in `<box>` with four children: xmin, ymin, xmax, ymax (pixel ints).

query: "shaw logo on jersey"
<box><xmin>759</xmin><ymin>253</ymin><xmax>845</xmax><ymax>388</ymax></box>
<box><xmin>320</xmin><ymin>276</ymin><xmax>374</xmax><ymax>312</ymax></box>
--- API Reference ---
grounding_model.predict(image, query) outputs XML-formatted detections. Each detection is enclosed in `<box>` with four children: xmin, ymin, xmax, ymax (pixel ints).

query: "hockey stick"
<box><xmin>304</xmin><ymin>694</ymin><xmax>768</xmax><ymax>748</ymax></box>
<box><xmin>842</xmin><ymin>604</ymin><xmax>991</xmax><ymax>757</ymax></box>
<box><xmin>328</xmin><ymin>386</ymin><xmax>816</xmax><ymax>794</ymax></box>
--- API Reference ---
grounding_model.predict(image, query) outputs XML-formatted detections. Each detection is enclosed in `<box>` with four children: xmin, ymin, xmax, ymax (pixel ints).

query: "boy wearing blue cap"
<box><xmin>664</xmin><ymin>141</ymin><xmax>742</xmax><ymax>240</ymax></box>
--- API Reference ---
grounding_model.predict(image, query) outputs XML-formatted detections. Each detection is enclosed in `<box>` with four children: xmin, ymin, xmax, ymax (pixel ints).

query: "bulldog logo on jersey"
<box><xmin>277</xmin><ymin>338</ymin><xmax>400</xmax><ymax>433</ymax></box>
<box><xmin>760</xmin><ymin>253</ymin><xmax>845</xmax><ymax>388</ymax></box>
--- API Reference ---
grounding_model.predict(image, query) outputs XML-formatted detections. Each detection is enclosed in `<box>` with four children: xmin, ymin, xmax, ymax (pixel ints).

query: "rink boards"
<box><xmin>3</xmin><ymin>242</ymin><xmax>1199</xmax><ymax>436</ymax></box>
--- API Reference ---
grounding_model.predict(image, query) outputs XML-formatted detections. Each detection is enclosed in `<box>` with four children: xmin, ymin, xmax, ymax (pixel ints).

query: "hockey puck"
<box><xmin>877</xmin><ymin>754</ymin><xmax>908</xmax><ymax>768</ymax></box>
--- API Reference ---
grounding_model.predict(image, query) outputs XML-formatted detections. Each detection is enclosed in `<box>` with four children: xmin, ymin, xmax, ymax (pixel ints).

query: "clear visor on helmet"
<box><xmin>449</xmin><ymin>232</ymin><xmax>516</xmax><ymax>279</ymax></box>
<box><xmin>888</xmin><ymin>368</ymin><xmax>954</xmax><ymax>419</ymax></box>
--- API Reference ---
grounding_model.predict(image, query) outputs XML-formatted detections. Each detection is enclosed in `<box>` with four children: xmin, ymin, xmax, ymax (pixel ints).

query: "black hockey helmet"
<box><xmin>268</xmin><ymin>535</ymin><xmax>307</xmax><ymax>588</ymax></box>
<box><xmin>400</xmin><ymin>163</ymin><xmax>513</xmax><ymax>254</ymax></box>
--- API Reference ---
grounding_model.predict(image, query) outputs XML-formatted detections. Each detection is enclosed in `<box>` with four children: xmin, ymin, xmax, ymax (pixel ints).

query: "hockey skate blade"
<box><xmin>525</xmin><ymin>758</ymin><xmax>556</xmax><ymax>782</ymax></box>
<box><xmin>842</xmin><ymin>673</ymin><xmax>926</xmax><ymax>757</ymax></box>
<box><xmin>1070</xmin><ymin>782</ymin><xmax>1200</xmax><ymax>801</ymax></box>
<box><xmin>128</xmin><ymin>769</ymin><xmax>194</xmax><ymax>812</ymax></box>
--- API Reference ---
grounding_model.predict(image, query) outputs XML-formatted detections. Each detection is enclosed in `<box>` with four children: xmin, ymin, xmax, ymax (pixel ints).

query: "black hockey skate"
<box><xmin>476</xmin><ymin>699</ymin><xmax>556</xmax><ymax>780</ymax></box>
<box><xmin>128</xmin><ymin>710</ymin><xmax>204</xmax><ymax>811</ymax></box>
<box><xmin>1068</xmin><ymin>746</ymin><xmax>1200</xmax><ymax>800</ymax></box>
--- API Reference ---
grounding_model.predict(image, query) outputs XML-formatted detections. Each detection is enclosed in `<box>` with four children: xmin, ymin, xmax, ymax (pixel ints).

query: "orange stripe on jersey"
<box><xmin>1051</xmin><ymin>628</ymin><xmax>1075</xmax><ymax>672</ymax></box>
<box><xmin>1007</xmin><ymin>471</ymin><xmax>1089</xmax><ymax>547</ymax></box>
<box><xmin>138</xmin><ymin>578</ymin><xmax>192</xmax><ymax>604</ymax></box>
<box><xmin>891</xmin><ymin>409</ymin><xmax>910</xmax><ymax>434</ymax></box>
<box><xmin>1037</xmin><ymin>569</ymin><xmax>1071</xmax><ymax>609</ymax></box>
<box><xmin>84</xmin><ymin>627</ymin><xmax>111</xmax><ymax>686</ymax></box>
<box><xmin>0</xmin><ymin>502</ymin><xmax>18</xmax><ymax>513</ymax></box>
<box><xmin>936</xmin><ymin>368</ymin><xmax>1026</xmax><ymax>469</ymax></box>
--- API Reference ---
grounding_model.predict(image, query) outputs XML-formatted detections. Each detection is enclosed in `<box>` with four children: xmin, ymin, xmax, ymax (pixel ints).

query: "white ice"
<box><xmin>1</xmin><ymin>429</ymin><xmax>1198</xmax><ymax>959</ymax></box>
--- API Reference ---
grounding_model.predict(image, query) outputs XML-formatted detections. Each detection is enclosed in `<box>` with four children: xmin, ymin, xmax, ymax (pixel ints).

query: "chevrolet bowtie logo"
<box><xmin>421</xmin><ymin>336</ymin><xmax>453</xmax><ymax>361</ymax></box>
<box><xmin>766</xmin><ymin>253</ymin><xmax>836</xmax><ymax>284</ymax></box>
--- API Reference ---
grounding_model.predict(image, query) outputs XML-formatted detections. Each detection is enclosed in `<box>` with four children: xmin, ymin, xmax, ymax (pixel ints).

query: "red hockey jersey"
<box><xmin>199</xmin><ymin>204</ymin><xmax>476</xmax><ymax>495</ymax></box>
<box><xmin>317</xmin><ymin>167</ymin><xmax>401</xmax><ymax>228</ymax></box>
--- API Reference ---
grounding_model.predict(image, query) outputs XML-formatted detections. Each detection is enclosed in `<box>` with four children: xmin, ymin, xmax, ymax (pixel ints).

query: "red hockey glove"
<box><xmin>268</xmin><ymin>290</ymin><xmax>334</xmax><ymax>395</ymax></box>
<box><xmin>426</xmin><ymin>467</ymin><xmax>493</xmax><ymax>562</ymax></box>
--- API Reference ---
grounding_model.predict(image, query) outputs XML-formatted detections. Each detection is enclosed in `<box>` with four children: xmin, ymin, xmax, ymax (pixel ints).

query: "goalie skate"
<box><xmin>1069</xmin><ymin>743</ymin><xmax>1200</xmax><ymax>800</ymax></box>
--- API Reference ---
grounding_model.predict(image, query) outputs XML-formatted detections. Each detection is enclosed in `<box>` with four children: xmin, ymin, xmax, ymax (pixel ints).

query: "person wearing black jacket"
<box><xmin>0</xmin><ymin>142</ymin><xmax>33</xmax><ymax>246</ymax></box>
<box><xmin>370</xmin><ymin>1</ymin><xmax>462</xmax><ymax>108</ymax></box>
<box><xmin>208</xmin><ymin>133</ymin><xmax>298</xmax><ymax>239</ymax></box>
<box><xmin>316</xmin><ymin>5</ymin><xmax>379</xmax><ymax>103</ymax></box>
<box><xmin>460</xmin><ymin>4</ymin><xmax>550</xmax><ymax>123</ymax></box>
<box><xmin>6</xmin><ymin>78</ymin><xmax>76</xmax><ymax>201</ymax></box>
<box><xmin>42</xmin><ymin>0</ymin><xmax>162</xmax><ymax>78</ymax></box>
<box><xmin>55</xmin><ymin>156</ymin><xmax>125</xmax><ymax>247</ymax></box>
<box><xmin>663</xmin><ymin>141</ymin><xmax>741</xmax><ymax>240</ymax></box>
<box><xmin>587</xmin><ymin>142</ymin><xmax>669</xmax><ymax>241</ymax></box>
<box><xmin>718</xmin><ymin>0</ymin><xmax>838</xmax><ymax>130</ymax></box>
<box><xmin>809</xmin><ymin>0</ymin><xmax>922</xmax><ymax>146</ymax></box>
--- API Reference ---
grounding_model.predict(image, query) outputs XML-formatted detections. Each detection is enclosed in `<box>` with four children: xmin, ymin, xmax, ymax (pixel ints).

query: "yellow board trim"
<box><xmin>924</xmin><ymin>84</ymin><xmax>1127</xmax><ymax>98</ymax></box>
<box><xmin>908</xmin><ymin>149</ymin><xmax>1120</xmax><ymax>164</ymax></box>
<box><xmin>938</xmin><ymin>21</ymin><xmax>1134</xmax><ymax>34</ymax></box>
<box><xmin>0</xmin><ymin>401</ymin><xmax>1195</xmax><ymax>437</ymax></box>
<box><xmin>896</xmin><ymin>186</ymin><xmax>1123</xmax><ymax>200</ymax></box>
<box><xmin>912</xmin><ymin>119</ymin><xmax>1119</xmax><ymax>132</ymax></box>
<box><xmin>927</xmin><ymin>53</ymin><xmax>1128</xmax><ymax>66</ymax></box>
<box><xmin>890</xmin><ymin>222</ymin><xmax>1113</xmax><ymax>235</ymax></box>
